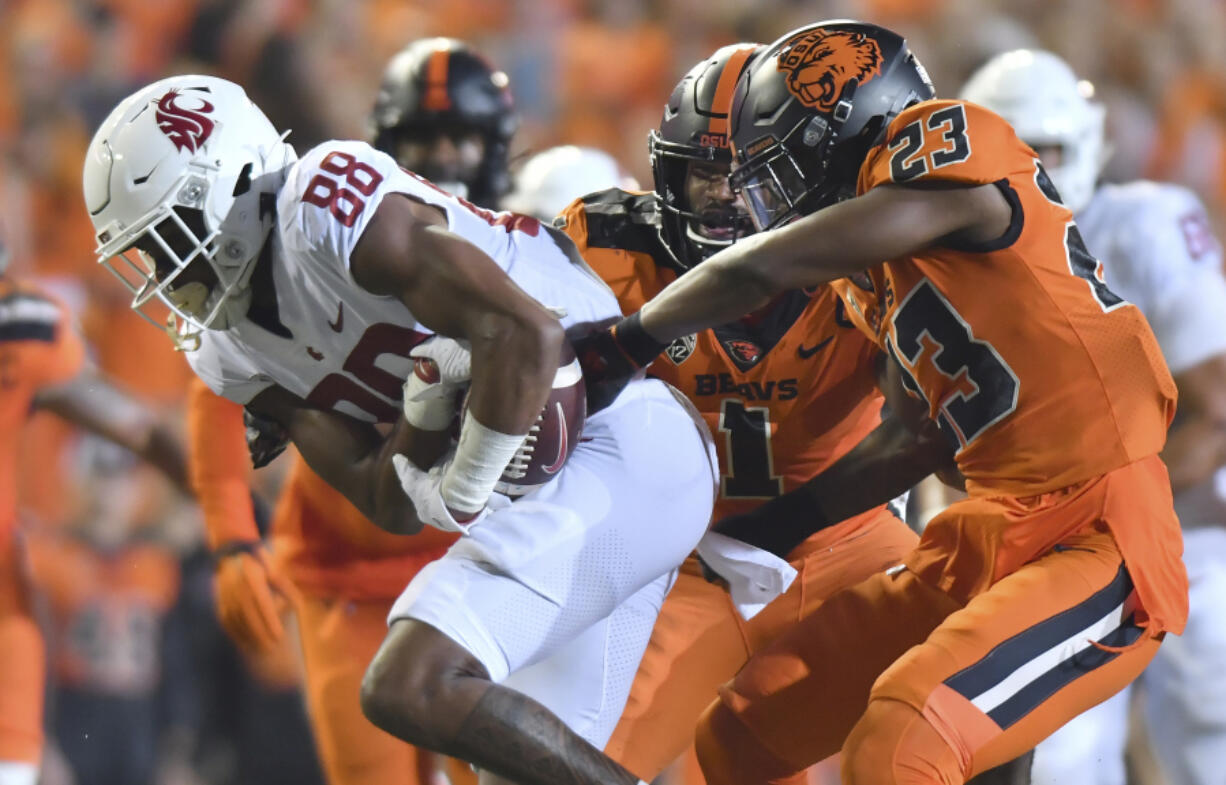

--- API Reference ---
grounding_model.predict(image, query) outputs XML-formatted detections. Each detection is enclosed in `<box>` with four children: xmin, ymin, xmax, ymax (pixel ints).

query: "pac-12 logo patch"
<box><xmin>665</xmin><ymin>334</ymin><xmax>697</xmax><ymax>365</ymax></box>
<box><xmin>156</xmin><ymin>89</ymin><xmax>216</xmax><ymax>154</ymax></box>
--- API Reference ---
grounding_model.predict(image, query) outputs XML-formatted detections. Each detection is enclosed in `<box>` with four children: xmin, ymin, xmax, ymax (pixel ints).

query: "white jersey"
<box><xmin>1079</xmin><ymin>180</ymin><xmax>1226</xmax><ymax>526</ymax></box>
<box><xmin>187</xmin><ymin>141</ymin><xmax>621</xmax><ymax>422</ymax></box>
<box><xmin>1078</xmin><ymin>181</ymin><xmax>1226</xmax><ymax>375</ymax></box>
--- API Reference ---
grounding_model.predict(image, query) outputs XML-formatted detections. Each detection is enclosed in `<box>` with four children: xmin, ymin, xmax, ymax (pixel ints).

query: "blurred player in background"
<box><xmin>0</xmin><ymin>239</ymin><xmax>188</xmax><ymax>785</ymax></box>
<box><xmin>189</xmin><ymin>38</ymin><xmax>518</xmax><ymax>785</ymax></box>
<box><xmin>370</xmin><ymin>38</ymin><xmax>518</xmax><ymax>207</ymax></box>
<box><xmin>962</xmin><ymin>49</ymin><xmax>1226</xmax><ymax>785</ymax></box>
<box><xmin>581</xmin><ymin>19</ymin><xmax>1187</xmax><ymax>785</ymax></box>
<box><xmin>550</xmin><ymin>44</ymin><xmax>923</xmax><ymax>784</ymax></box>
<box><xmin>503</xmin><ymin>145</ymin><xmax>638</xmax><ymax>221</ymax></box>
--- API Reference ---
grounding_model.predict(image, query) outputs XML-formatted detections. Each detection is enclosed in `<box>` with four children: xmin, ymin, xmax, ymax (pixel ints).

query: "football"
<box><xmin>458</xmin><ymin>340</ymin><xmax>587</xmax><ymax>496</ymax></box>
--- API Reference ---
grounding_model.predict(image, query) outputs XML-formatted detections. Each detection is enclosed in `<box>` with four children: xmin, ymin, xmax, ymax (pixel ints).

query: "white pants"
<box><xmin>0</xmin><ymin>763</ymin><xmax>37</xmax><ymax>785</ymax></box>
<box><xmin>388</xmin><ymin>379</ymin><xmax>716</xmax><ymax>746</ymax></box>
<box><xmin>1032</xmin><ymin>527</ymin><xmax>1226</xmax><ymax>785</ymax></box>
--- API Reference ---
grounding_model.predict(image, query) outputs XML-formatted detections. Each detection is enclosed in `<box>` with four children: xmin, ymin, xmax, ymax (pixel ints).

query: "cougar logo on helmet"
<box><xmin>777</xmin><ymin>29</ymin><xmax>883</xmax><ymax>111</ymax></box>
<box><xmin>155</xmin><ymin>90</ymin><xmax>216</xmax><ymax>154</ymax></box>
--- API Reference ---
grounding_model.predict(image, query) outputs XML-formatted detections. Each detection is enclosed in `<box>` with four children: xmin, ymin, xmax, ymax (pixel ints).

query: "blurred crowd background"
<box><xmin>3</xmin><ymin>1</ymin><xmax>1223</xmax><ymax>784</ymax></box>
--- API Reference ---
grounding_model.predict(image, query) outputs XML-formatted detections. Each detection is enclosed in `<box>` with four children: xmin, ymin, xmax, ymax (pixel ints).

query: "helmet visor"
<box><xmin>730</xmin><ymin>146</ymin><xmax>809</xmax><ymax>232</ymax></box>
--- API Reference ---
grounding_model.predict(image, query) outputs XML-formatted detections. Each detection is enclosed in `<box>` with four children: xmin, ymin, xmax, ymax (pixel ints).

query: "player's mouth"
<box><xmin>693</xmin><ymin>208</ymin><xmax>753</xmax><ymax>241</ymax></box>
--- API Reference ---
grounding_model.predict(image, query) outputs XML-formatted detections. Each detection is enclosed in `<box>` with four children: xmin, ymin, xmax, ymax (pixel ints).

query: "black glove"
<box><xmin>574</xmin><ymin>312</ymin><xmax>668</xmax><ymax>413</ymax></box>
<box><xmin>243</xmin><ymin>408</ymin><xmax>289</xmax><ymax>469</ymax></box>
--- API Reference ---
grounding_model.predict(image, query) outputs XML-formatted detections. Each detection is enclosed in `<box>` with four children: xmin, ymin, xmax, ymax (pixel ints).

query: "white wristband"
<box><xmin>440</xmin><ymin>415</ymin><xmax>526</xmax><ymax>514</ymax></box>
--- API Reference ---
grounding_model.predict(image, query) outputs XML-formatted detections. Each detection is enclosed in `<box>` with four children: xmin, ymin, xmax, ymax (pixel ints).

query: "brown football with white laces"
<box><xmin>460</xmin><ymin>340</ymin><xmax>587</xmax><ymax>496</ymax></box>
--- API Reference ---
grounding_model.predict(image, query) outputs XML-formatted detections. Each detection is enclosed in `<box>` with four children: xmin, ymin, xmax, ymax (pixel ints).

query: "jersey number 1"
<box><xmin>719</xmin><ymin>399</ymin><xmax>783</xmax><ymax>499</ymax></box>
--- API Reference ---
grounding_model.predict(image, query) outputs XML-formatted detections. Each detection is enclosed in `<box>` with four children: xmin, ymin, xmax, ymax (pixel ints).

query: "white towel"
<box><xmin>695</xmin><ymin>531</ymin><xmax>798</xmax><ymax>620</ymax></box>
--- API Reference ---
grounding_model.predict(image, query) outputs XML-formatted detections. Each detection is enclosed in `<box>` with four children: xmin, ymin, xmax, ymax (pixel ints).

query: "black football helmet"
<box><xmin>370</xmin><ymin>38</ymin><xmax>518</xmax><ymax>207</ymax></box>
<box><xmin>650</xmin><ymin>43</ymin><xmax>763</xmax><ymax>270</ymax></box>
<box><xmin>728</xmin><ymin>21</ymin><xmax>934</xmax><ymax>230</ymax></box>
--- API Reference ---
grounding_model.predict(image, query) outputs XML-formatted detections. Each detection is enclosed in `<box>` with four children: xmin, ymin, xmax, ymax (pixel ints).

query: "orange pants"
<box><xmin>604</xmin><ymin>510</ymin><xmax>918</xmax><ymax>780</ymax></box>
<box><xmin>0</xmin><ymin>537</ymin><xmax>43</xmax><ymax>764</ymax></box>
<box><xmin>695</xmin><ymin>524</ymin><xmax>1162</xmax><ymax>785</ymax></box>
<box><xmin>295</xmin><ymin>594</ymin><xmax>481</xmax><ymax>785</ymax></box>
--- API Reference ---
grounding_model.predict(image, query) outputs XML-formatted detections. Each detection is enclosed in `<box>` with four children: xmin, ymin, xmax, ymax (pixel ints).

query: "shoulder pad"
<box><xmin>578</xmin><ymin>188</ymin><xmax>679</xmax><ymax>264</ymax></box>
<box><xmin>859</xmin><ymin>100</ymin><xmax>1032</xmax><ymax>194</ymax></box>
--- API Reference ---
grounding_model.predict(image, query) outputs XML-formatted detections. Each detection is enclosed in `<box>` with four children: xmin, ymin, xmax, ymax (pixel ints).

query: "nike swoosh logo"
<box><xmin>306</xmin><ymin>346</ymin><xmax>323</xmax><ymax>361</ymax></box>
<box><xmin>543</xmin><ymin>402</ymin><xmax>568</xmax><ymax>475</ymax></box>
<box><xmin>328</xmin><ymin>302</ymin><xmax>344</xmax><ymax>333</ymax></box>
<box><xmin>796</xmin><ymin>335</ymin><xmax>833</xmax><ymax>359</ymax></box>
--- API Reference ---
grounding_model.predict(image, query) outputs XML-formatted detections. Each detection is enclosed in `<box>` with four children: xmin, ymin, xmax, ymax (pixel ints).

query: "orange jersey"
<box><xmin>187</xmin><ymin>379</ymin><xmax>457</xmax><ymax>600</ymax></box>
<box><xmin>558</xmin><ymin>191</ymin><xmax>884</xmax><ymax>528</ymax></box>
<box><xmin>832</xmin><ymin>99</ymin><xmax>1184</xmax><ymax>632</ymax></box>
<box><xmin>0</xmin><ymin>279</ymin><xmax>84</xmax><ymax>540</ymax></box>
<box><xmin>836</xmin><ymin>99</ymin><xmax>1176</xmax><ymax>496</ymax></box>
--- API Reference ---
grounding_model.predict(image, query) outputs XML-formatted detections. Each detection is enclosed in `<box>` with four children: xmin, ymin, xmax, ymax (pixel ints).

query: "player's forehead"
<box><xmin>687</xmin><ymin>159</ymin><xmax>729</xmax><ymax>181</ymax></box>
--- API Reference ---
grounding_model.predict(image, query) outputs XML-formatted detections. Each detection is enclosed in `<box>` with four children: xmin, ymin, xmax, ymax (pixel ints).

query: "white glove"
<box><xmin>392</xmin><ymin>454</ymin><xmax>512</xmax><ymax>534</ymax></box>
<box><xmin>402</xmin><ymin>337</ymin><xmax>472</xmax><ymax>430</ymax></box>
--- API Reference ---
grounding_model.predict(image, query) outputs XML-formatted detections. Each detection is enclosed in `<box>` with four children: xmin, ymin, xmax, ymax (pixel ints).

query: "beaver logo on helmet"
<box><xmin>777</xmin><ymin>29</ymin><xmax>883</xmax><ymax>111</ymax></box>
<box><xmin>155</xmin><ymin>89</ymin><xmax>216</xmax><ymax>154</ymax></box>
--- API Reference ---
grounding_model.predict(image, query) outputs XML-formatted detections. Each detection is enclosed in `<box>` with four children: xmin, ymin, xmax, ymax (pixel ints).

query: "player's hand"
<box><xmin>402</xmin><ymin>337</ymin><xmax>471</xmax><ymax>430</ymax></box>
<box><xmin>213</xmin><ymin>543</ymin><xmax>298</xmax><ymax>654</ymax></box>
<box><xmin>393</xmin><ymin>454</ymin><xmax>505</xmax><ymax>534</ymax></box>
<box><xmin>243</xmin><ymin>408</ymin><xmax>289</xmax><ymax>469</ymax></box>
<box><xmin>573</xmin><ymin>313</ymin><xmax>666</xmax><ymax>413</ymax></box>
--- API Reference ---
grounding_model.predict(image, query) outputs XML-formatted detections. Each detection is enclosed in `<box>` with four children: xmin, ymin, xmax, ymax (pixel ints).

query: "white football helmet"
<box><xmin>502</xmin><ymin>145</ymin><xmax>639</xmax><ymax>220</ymax></box>
<box><xmin>82</xmin><ymin>75</ymin><xmax>296</xmax><ymax>349</ymax></box>
<box><xmin>960</xmin><ymin>50</ymin><xmax>1106</xmax><ymax>213</ymax></box>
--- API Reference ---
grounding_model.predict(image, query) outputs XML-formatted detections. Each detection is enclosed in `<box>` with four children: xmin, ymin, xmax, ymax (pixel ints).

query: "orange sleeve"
<box><xmin>187</xmin><ymin>376</ymin><xmax>260</xmax><ymax>549</ymax></box>
<box><xmin>557</xmin><ymin>196</ymin><xmax>677</xmax><ymax>313</ymax></box>
<box><xmin>858</xmin><ymin>99</ymin><xmax>1032</xmax><ymax>194</ymax></box>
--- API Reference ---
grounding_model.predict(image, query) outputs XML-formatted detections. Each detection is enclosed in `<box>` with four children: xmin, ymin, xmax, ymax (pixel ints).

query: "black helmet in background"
<box><xmin>371</xmin><ymin>38</ymin><xmax>518</xmax><ymax>208</ymax></box>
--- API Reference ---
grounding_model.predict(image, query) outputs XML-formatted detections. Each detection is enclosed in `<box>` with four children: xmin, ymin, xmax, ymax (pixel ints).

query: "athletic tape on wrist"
<box><xmin>441</xmin><ymin>415</ymin><xmax>526</xmax><ymax>514</ymax></box>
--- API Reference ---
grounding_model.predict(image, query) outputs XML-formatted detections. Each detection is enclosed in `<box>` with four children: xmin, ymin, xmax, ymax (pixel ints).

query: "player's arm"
<box><xmin>1162</xmin><ymin>355</ymin><xmax>1226</xmax><ymax>491</ymax></box>
<box><xmin>635</xmin><ymin>183</ymin><xmax>1012</xmax><ymax>345</ymax></box>
<box><xmin>33</xmin><ymin>372</ymin><xmax>190</xmax><ymax>495</ymax></box>
<box><xmin>349</xmin><ymin>194</ymin><xmax>564</xmax><ymax>520</ymax></box>
<box><xmin>186</xmin><ymin>379</ymin><xmax>261</xmax><ymax>549</ymax></box>
<box><xmin>712</xmin><ymin>354</ymin><xmax>957</xmax><ymax>558</ymax></box>
<box><xmin>245</xmin><ymin>384</ymin><xmax>447</xmax><ymax>535</ymax></box>
<box><xmin>187</xmin><ymin>379</ymin><xmax>297</xmax><ymax>653</ymax></box>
